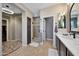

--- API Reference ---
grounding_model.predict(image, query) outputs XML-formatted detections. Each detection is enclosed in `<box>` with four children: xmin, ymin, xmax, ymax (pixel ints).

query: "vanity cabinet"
<box><xmin>67</xmin><ymin>49</ymin><xmax>73</xmax><ymax>56</ymax></box>
<box><xmin>59</xmin><ymin>41</ymin><xmax>67</xmax><ymax>56</ymax></box>
<box><xmin>56</xmin><ymin>36</ymin><xmax>66</xmax><ymax>56</ymax></box>
<box><xmin>56</xmin><ymin>36</ymin><xmax>60</xmax><ymax>54</ymax></box>
<box><xmin>56</xmin><ymin>36</ymin><xmax>73</xmax><ymax>56</ymax></box>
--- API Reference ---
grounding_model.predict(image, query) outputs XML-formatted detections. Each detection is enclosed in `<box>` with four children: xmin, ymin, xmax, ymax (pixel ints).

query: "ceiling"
<box><xmin>2</xmin><ymin>3</ymin><xmax>22</xmax><ymax>14</ymax></box>
<box><xmin>22</xmin><ymin>3</ymin><xmax>59</xmax><ymax>16</ymax></box>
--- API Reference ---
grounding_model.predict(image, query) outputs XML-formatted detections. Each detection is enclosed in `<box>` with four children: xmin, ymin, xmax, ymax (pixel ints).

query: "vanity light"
<box><xmin>61</xmin><ymin>12</ymin><xmax>65</xmax><ymax>16</ymax></box>
<box><xmin>58</xmin><ymin>16</ymin><xmax>61</xmax><ymax>21</ymax></box>
<box><xmin>2</xmin><ymin>8</ymin><xmax>14</xmax><ymax>14</ymax></box>
<box><xmin>58</xmin><ymin>12</ymin><xmax>65</xmax><ymax>21</ymax></box>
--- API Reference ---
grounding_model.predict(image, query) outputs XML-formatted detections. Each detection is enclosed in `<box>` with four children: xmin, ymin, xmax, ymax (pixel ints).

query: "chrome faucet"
<box><xmin>73</xmin><ymin>33</ymin><xmax>75</xmax><ymax>38</ymax></box>
<box><xmin>70</xmin><ymin>32</ymin><xmax>75</xmax><ymax>38</ymax></box>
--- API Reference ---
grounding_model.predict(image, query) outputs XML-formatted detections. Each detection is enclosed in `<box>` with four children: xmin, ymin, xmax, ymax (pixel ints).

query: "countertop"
<box><xmin>56</xmin><ymin>33</ymin><xmax>79</xmax><ymax>56</ymax></box>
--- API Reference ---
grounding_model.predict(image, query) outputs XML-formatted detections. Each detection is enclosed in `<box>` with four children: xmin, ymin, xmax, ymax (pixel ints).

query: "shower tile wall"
<box><xmin>33</xmin><ymin>17</ymin><xmax>40</xmax><ymax>38</ymax></box>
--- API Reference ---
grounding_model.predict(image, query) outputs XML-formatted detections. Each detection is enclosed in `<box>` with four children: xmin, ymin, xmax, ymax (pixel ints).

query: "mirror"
<box><xmin>70</xmin><ymin>3</ymin><xmax>79</xmax><ymax>32</ymax></box>
<box><xmin>58</xmin><ymin>14</ymin><xmax>66</xmax><ymax>28</ymax></box>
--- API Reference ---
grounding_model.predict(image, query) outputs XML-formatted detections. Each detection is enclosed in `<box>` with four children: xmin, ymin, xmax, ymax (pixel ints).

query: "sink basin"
<box><xmin>62</xmin><ymin>33</ymin><xmax>79</xmax><ymax>40</ymax></box>
<box><xmin>62</xmin><ymin>34</ymin><xmax>73</xmax><ymax>39</ymax></box>
<box><xmin>63</xmin><ymin>34</ymin><xmax>69</xmax><ymax>36</ymax></box>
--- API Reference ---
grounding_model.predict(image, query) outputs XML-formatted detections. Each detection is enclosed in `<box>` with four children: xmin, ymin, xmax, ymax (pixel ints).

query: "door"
<box><xmin>45</xmin><ymin>17</ymin><xmax>53</xmax><ymax>40</ymax></box>
<box><xmin>27</xmin><ymin>17</ymin><xmax>31</xmax><ymax>44</ymax></box>
<box><xmin>2</xmin><ymin>20</ymin><xmax>7</xmax><ymax>42</ymax></box>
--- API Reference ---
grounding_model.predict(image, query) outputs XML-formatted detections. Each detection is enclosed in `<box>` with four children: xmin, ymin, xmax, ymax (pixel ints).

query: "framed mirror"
<box><xmin>70</xmin><ymin>3</ymin><xmax>79</xmax><ymax>33</ymax></box>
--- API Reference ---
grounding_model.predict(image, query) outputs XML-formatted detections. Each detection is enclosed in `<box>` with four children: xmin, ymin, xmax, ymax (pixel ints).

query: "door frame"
<box><xmin>2</xmin><ymin>18</ymin><xmax>9</xmax><ymax>41</ymax></box>
<box><xmin>43</xmin><ymin>18</ymin><xmax>47</xmax><ymax>40</ymax></box>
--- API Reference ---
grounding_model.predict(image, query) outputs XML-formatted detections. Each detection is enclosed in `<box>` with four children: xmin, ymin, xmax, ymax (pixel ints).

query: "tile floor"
<box><xmin>2</xmin><ymin>40</ymin><xmax>21</xmax><ymax>56</ymax></box>
<box><xmin>7</xmin><ymin>40</ymin><xmax>53</xmax><ymax>56</ymax></box>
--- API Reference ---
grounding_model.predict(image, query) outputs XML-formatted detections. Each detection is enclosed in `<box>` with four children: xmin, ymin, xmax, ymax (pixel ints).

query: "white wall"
<box><xmin>8</xmin><ymin>15</ymin><xmax>22</xmax><ymax>41</ymax></box>
<box><xmin>15</xmin><ymin>15</ymin><xmax>22</xmax><ymax>41</ymax></box>
<box><xmin>9</xmin><ymin>15</ymin><xmax>15</xmax><ymax>40</ymax></box>
<box><xmin>40</xmin><ymin>4</ymin><xmax>67</xmax><ymax>18</ymax></box>
<box><xmin>22</xmin><ymin>12</ymin><xmax>27</xmax><ymax>46</ymax></box>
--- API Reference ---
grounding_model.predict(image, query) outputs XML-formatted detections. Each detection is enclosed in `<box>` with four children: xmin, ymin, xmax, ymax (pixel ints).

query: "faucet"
<box><xmin>70</xmin><ymin>32</ymin><xmax>76</xmax><ymax>38</ymax></box>
<box><xmin>73</xmin><ymin>33</ymin><xmax>76</xmax><ymax>38</ymax></box>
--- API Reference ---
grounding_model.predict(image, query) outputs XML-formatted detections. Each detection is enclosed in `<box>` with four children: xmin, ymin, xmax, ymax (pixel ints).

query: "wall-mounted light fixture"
<box><xmin>2</xmin><ymin>8</ymin><xmax>14</xmax><ymax>14</ymax></box>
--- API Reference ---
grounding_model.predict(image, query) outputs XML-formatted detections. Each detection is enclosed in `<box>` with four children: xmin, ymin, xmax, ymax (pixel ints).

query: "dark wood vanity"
<box><xmin>56</xmin><ymin>36</ymin><xmax>73</xmax><ymax>56</ymax></box>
